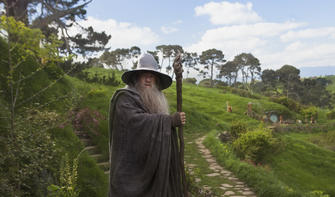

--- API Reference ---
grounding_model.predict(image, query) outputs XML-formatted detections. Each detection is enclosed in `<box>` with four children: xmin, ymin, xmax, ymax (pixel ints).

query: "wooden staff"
<box><xmin>173</xmin><ymin>53</ymin><xmax>187</xmax><ymax>197</ymax></box>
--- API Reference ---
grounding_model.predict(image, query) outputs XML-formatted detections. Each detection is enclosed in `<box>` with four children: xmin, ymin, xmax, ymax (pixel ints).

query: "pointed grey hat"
<box><xmin>121</xmin><ymin>53</ymin><xmax>172</xmax><ymax>90</ymax></box>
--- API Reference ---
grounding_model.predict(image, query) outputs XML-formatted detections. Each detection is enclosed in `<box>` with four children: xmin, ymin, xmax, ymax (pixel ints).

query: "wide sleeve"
<box><xmin>109</xmin><ymin>92</ymin><xmax>177</xmax><ymax>197</ymax></box>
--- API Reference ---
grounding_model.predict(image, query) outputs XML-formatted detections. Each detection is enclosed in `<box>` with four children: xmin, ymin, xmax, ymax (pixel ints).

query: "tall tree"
<box><xmin>156</xmin><ymin>45</ymin><xmax>183</xmax><ymax>75</ymax></box>
<box><xmin>276</xmin><ymin>65</ymin><xmax>302</xmax><ymax>100</ymax></box>
<box><xmin>1</xmin><ymin>0</ymin><xmax>111</xmax><ymax>56</ymax></box>
<box><xmin>100</xmin><ymin>48</ymin><xmax>130</xmax><ymax>70</ymax></box>
<box><xmin>130</xmin><ymin>46</ymin><xmax>141</xmax><ymax>69</ymax></box>
<box><xmin>219</xmin><ymin>61</ymin><xmax>238</xmax><ymax>86</ymax></box>
<box><xmin>199</xmin><ymin>49</ymin><xmax>225</xmax><ymax>87</ymax></box>
<box><xmin>261</xmin><ymin>69</ymin><xmax>278</xmax><ymax>91</ymax></box>
<box><xmin>182</xmin><ymin>52</ymin><xmax>199</xmax><ymax>78</ymax></box>
<box><xmin>233</xmin><ymin>53</ymin><xmax>261</xmax><ymax>85</ymax></box>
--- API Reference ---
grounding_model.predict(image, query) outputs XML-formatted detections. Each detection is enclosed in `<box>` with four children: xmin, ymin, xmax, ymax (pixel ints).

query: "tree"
<box><xmin>301</xmin><ymin>78</ymin><xmax>333</xmax><ymax>108</ymax></box>
<box><xmin>0</xmin><ymin>16</ymin><xmax>73</xmax><ymax>195</ymax></box>
<box><xmin>233</xmin><ymin>53</ymin><xmax>261</xmax><ymax>85</ymax></box>
<box><xmin>100</xmin><ymin>48</ymin><xmax>130</xmax><ymax>70</ymax></box>
<box><xmin>130</xmin><ymin>46</ymin><xmax>141</xmax><ymax>69</ymax></box>
<box><xmin>276</xmin><ymin>65</ymin><xmax>302</xmax><ymax>100</ymax></box>
<box><xmin>0</xmin><ymin>15</ymin><xmax>65</xmax><ymax>131</ymax></box>
<box><xmin>182</xmin><ymin>52</ymin><xmax>199</xmax><ymax>78</ymax></box>
<box><xmin>261</xmin><ymin>69</ymin><xmax>278</xmax><ymax>90</ymax></box>
<box><xmin>156</xmin><ymin>44</ymin><xmax>183</xmax><ymax>76</ymax></box>
<box><xmin>199</xmin><ymin>49</ymin><xmax>225</xmax><ymax>87</ymax></box>
<box><xmin>1</xmin><ymin>0</ymin><xmax>111</xmax><ymax>56</ymax></box>
<box><xmin>219</xmin><ymin>61</ymin><xmax>238</xmax><ymax>86</ymax></box>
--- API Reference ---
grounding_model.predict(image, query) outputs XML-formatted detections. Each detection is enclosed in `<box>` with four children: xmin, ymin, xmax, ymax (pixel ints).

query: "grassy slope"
<box><xmin>268</xmin><ymin>133</ymin><xmax>335</xmax><ymax>195</ymax></box>
<box><xmin>80</xmin><ymin>67</ymin><xmax>335</xmax><ymax>196</ymax></box>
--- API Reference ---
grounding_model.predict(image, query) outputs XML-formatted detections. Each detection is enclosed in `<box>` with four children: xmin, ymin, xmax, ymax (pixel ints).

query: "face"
<box><xmin>137</xmin><ymin>72</ymin><xmax>157</xmax><ymax>89</ymax></box>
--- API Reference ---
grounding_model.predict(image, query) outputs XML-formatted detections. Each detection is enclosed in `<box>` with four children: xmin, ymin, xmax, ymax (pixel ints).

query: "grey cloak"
<box><xmin>108</xmin><ymin>88</ymin><xmax>183</xmax><ymax>197</ymax></box>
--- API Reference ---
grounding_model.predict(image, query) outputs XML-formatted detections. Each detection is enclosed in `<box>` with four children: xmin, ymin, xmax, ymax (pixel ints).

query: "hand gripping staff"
<box><xmin>173</xmin><ymin>53</ymin><xmax>188</xmax><ymax>197</ymax></box>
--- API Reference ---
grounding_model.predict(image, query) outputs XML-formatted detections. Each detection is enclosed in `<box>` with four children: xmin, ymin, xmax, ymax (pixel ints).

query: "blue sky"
<box><xmin>76</xmin><ymin>0</ymin><xmax>335</xmax><ymax>75</ymax></box>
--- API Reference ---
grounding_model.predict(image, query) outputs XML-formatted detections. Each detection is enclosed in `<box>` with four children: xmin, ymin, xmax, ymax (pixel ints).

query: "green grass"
<box><xmin>268</xmin><ymin>133</ymin><xmax>335</xmax><ymax>196</ymax></box>
<box><xmin>69</xmin><ymin>67</ymin><xmax>335</xmax><ymax>197</ymax></box>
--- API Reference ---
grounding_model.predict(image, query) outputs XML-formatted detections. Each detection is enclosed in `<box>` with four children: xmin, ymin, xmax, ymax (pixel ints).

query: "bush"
<box><xmin>233</xmin><ymin>129</ymin><xmax>277</xmax><ymax>164</ymax></box>
<box><xmin>301</xmin><ymin>106</ymin><xmax>318</xmax><ymax>122</ymax></box>
<box><xmin>231</xmin><ymin>88</ymin><xmax>261</xmax><ymax>99</ymax></box>
<box><xmin>270</xmin><ymin>96</ymin><xmax>302</xmax><ymax>113</ymax></box>
<box><xmin>229</xmin><ymin>121</ymin><xmax>247</xmax><ymax>139</ymax></box>
<box><xmin>0</xmin><ymin>109</ymin><xmax>60</xmax><ymax>196</ymax></box>
<box><xmin>326</xmin><ymin>110</ymin><xmax>335</xmax><ymax>120</ymax></box>
<box><xmin>183</xmin><ymin>77</ymin><xmax>197</xmax><ymax>84</ymax></box>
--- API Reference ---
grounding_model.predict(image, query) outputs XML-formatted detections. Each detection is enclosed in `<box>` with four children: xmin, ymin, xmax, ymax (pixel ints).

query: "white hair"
<box><xmin>133</xmin><ymin>82</ymin><xmax>169</xmax><ymax>115</ymax></box>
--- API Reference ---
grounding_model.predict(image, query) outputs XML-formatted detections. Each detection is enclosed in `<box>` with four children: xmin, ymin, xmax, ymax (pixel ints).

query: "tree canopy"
<box><xmin>0</xmin><ymin>0</ymin><xmax>111</xmax><ymax>55</ymax></box>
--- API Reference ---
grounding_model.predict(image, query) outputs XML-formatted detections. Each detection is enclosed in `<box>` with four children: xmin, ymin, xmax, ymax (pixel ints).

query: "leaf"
<box><xmin>47</xmin><ymin>184</ymin><xmax>60</xmax><ymax>191</ymax></box>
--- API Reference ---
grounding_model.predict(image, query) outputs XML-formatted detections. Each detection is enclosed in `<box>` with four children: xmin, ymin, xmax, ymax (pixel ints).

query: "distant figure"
<box><xmin>226</xmin><ymin>101</ymin><xmax>232</xmax><ymax>113</ymax></box>
<box><xmin>246</xmin><ymin>102</ymin><xmax>252</xmax><ymax>116</ymax></box>
<box><xmin>108</xmin><ymin>53</ymin><xmax>185</xmax><ymax>196</ymax></box>
<box><xmin>279</xmin><ymin>115</ymin><xmax>283</xmax><ymax>124</ymax></box>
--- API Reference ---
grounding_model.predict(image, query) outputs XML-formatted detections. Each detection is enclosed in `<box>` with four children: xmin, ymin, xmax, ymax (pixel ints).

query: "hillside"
<box><xmin>75</xmin><ymin>67</ymin><xmax>335</xmax><ymax>197</ymax></box>
<box><xmin>2</xmin><ymin>65</ymin><xmax>334</xmax><ymax>197</ymax></box>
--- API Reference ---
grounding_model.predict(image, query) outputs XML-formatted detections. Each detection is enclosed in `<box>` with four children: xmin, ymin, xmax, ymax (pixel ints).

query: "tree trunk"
<box><xmin>210</xmin><ymin>61</ymin><xmax>214</xmax><ymax>87</ymax></box>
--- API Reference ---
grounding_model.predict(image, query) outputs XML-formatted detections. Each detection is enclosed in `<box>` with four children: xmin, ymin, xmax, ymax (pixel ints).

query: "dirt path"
<box><xmin>185</xmin><ymin>135</ymin><xmax>257</xmax><ymax>197</ymax></box>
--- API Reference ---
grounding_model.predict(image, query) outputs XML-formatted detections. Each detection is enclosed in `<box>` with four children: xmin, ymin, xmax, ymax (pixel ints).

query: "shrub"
<box><xmin>270</xmin><ymin>96</ymin><xmax>302</xmax><ymax>113</ymax></box>
<box><xmin>229</xmin><ymin>121</ymin><xmax>247</xmax><ymax>139</ymax></box>
<box><xmin>183</xmin><ymin>77</ymin><xmax>197</xmax><ymax>84</ymax></box>
<box><xmin>233</xmin><ymin>129</ymin><xmax>277</xmax><ymax>164</ymax></box>
<box><xmin>0</xmin><ymin>108</ymin><xmax>60</xmax><ymax>196</ymax></box>
<box><xmin>326</xmin><ymin>110</ymin><xmax>335</xmax><ymax>120</ymax></box>
<box><xmin>301</xmin><ymin>106</ymin><xmax>318</xmax><ymax>122</ymax></box>
<box><xmin>231</xmin><ymin>88</ymin><xmax>261</xmax><ymax>99</ymax></box>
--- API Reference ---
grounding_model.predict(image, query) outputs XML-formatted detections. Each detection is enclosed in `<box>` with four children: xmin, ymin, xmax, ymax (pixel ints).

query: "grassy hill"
<box><xmin>3</xmin><ymin>64</ymin><xmax>334</xmax><ymax>196</ymax></box>
<box><xmin>77</xmin><ymin>67</ymin><xmax>335</xmax><ymax>197</ymax></box>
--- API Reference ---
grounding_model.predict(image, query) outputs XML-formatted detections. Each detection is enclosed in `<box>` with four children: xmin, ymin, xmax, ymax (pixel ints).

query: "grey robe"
<box><xmin>108</xmin><ymin>88</ymin><xmax>182</xmax><ymax>197</ymax></box>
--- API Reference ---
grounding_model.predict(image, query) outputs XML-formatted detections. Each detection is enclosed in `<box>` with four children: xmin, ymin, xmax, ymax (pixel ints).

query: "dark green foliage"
<box><xmin>270</xmin><ymin>96</ymin><xmax>302</xmax><ymax>113</ymax></box>
<box><xmin>77</xmin><ymin>70</ymin><xmax>120</xmax><ymax>86</ymax></box>
<box><xmin>233</xmin><ymin>53</ymin><xmax>261</xmax><ymax>84</ymax></box>
<box><xmin>301</xmin><ymin>106</ymin><xmax>318</xmax><ymax>122</ymax></box>
<box><xmin>301</xmin><ymin>78</ymin><xmax>333</xmax><ymax>108</ymax></box>
<box><xmin>233</xmin><ymin>129</ymin><xmax>278</xmax><ymax>164</ymax></box>
<box><xmin>229</xmin><ymin>121</ymin><xmax>247</xmax><ymax>139</ymax></box>
<box><xmin>327</xmin><ymin>110</ymin><xmax>335</xmax><ymax>120</ymax></box>
<box><xmin>199</xmin><ymin>48</ymin><xmax>225</xmax><ymax>87</ymax></box>
<box><xmin>0</xmin><ymin>109</ymin><xmax>60</xmax><ymax>196</ymax></box>
<box><xmin>218</xmin><ymin>61</ymin><xmax>238</xmax><ymax>86</ymax></box>
<box><xmin>1</xmin><ymin>0</ymin><xmax>111</xmax><ymax>56</ymax></box>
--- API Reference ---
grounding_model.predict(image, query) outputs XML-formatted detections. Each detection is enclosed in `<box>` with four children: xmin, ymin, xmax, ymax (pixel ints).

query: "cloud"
<box><xmin>195</xmin><ymin>1</ymin><xmax>262</xmax><ymax>25</ymax></box>
<box><xmin>161</xmin><ymin>26</ymin><xmax>179</xmax><ymax>34</ymax></box>
<box><xmin>186</xmin><ymin>22</ymin><xmax>304</xmax><ymax>60</ymax></box>
<box><xmin>280</xmin><ymin>27</ymin><xmax>335</xmax><ymax>42</ymax></box>
<box><xmin>70</xmin><ymin>16</ymin><xmax>159</xmax><ymax>50</ymax></box>
<box><xmin>188</xmin><ymin>1</ymin><xmax>335</xmax><ymax>70</ymax></box>
<box><xmin>173</xmin><ymin>20</ymin><xmax>183</xmax><ymax>25</ymax></box>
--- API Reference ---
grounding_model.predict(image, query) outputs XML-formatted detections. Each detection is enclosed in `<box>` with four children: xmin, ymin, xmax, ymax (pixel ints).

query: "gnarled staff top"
<box><xmin>173</xmin><ymin>53</ymin><xmax>183</xmax><ymax>79</ymax></box>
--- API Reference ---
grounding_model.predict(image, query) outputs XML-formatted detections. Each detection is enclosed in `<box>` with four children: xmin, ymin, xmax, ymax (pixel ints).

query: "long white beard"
<box><xmin>134</xmin><ymin>83</ymin><xmax>169</xmax><ymax>115</ymax></box>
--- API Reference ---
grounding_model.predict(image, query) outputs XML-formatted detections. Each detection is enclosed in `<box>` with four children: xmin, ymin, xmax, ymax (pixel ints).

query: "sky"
<box><xmin>75</xmin><ymin>0</ymin><xmax>335</xmax><ymax>76</ymax></box>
